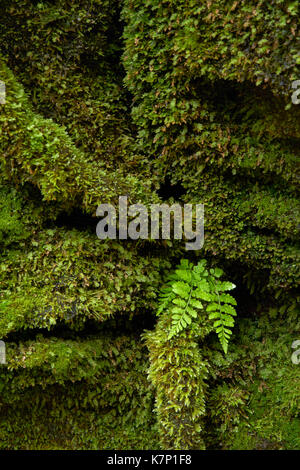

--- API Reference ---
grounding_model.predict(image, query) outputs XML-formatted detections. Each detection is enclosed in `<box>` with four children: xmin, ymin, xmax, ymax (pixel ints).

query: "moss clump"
<box><xmin>203</xmin><ymin>311</ymin><xmax>300</xmax><ymax>450</ymax></box>
<box><xmin>0</xmin><ymin>0</ymin><xmax>299</xmax><ymax>450</ymax></box>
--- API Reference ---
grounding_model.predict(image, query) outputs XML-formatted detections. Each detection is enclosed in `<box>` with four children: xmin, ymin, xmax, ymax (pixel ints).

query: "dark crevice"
<box><xmin>5</xmin><ymin>310</ymin><xmax>157</xmax><ymax>345</ymax></box>
<box><xmin>157</xmin><ymin>176</ymin><xmax>186</xmax><ymax>201</ymax></box>
<box><xmin>54</xmin><ymin>208</ymin><xmax>96</xmax><ymax>232</ymax></box>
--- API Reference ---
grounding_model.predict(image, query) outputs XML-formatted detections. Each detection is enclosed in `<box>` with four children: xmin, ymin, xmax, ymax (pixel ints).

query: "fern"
<box><xmin>157</xmin><ymin>259</ymin><xmax>237</xmax><ymax>353</ymax></box>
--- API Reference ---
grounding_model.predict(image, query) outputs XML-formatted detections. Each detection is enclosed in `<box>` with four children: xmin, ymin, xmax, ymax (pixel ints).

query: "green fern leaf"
<box><xmin>157</xmin><ymin>259</ymin><xmax>237</xmax><ymax>352</ymax></box>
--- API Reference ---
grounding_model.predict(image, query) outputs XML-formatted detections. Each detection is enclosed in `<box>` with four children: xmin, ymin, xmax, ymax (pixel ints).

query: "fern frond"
<box><xmin>156</xmin><ymin>259</ymin><xmax>237</xmax><ymax>352</ymax></box>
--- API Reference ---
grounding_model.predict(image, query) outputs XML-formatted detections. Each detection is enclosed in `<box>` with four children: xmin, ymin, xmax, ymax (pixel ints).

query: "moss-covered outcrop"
<box><xmin>122</xmin><ymin>0</ymin><xmax>300</xmax><ymax>299</ymax></box>
<box><xmin>0</xmin><ymin>332</ymin><xmax>158</xmax><ymax>449</ymax></box>
<box><xmin>204</xmin><ymin>311</ymin><xmax>300</xmax><ymax>450</ymax></box>
<box><xmin>0</xmin><ymin>0</ymin><xmax>299</xmax><ymax>450</ymax></box>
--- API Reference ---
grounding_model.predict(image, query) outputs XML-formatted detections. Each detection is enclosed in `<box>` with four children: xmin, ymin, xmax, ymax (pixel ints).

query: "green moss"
<box><xmin>0</xmin><ymin>333</ymin><xmax>158</xmax><ymax>450</ymax></box>
<box><xmin>122</xmin><ymin>0</ymin><xmax>300</xmax><ymax>296</ymax></box>
<box><xmin>0</xmin><ymin>0</ymin><xmax>299</xmax><ymax>450</ymax></box>
<box><xmin>204</xmin><ymin>312</ymin><xmax>300</xmax><ymax>449</ymax></box>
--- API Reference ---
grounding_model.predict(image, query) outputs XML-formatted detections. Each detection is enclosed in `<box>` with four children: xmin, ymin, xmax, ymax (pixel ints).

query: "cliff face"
<box><xmin>0</xmin><ymin>0</ymin><xmax>299</xmax><ymax>449</ymax></box>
